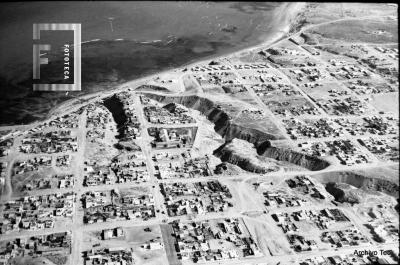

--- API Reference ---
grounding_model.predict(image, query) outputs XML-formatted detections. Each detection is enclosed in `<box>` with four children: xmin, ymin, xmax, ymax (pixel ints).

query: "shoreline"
<box><xmin>0</xmin><ymin>2</ymin><xmax>306</xmax><ymax>131</ymax></box>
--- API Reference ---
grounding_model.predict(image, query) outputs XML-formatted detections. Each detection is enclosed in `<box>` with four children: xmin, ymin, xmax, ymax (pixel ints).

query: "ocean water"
<box><xmin>0</xmin><ymin>2</ymin><xmax>291</xmax><ymax>125</ymax></box>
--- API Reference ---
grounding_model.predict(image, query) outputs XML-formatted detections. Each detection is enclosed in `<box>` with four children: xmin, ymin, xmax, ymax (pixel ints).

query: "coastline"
<box><xmin>0</xmin><ymin>2</ymin><xmax>306</xmax><ymax>131</ymax></box>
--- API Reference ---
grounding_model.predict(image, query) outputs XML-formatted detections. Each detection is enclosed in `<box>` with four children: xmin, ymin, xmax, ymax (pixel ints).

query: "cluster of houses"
<box><xmin>252</xmin><ymin>83</ymin><xmax>300</xmax><ymax>97</ymax></box>
<box><xmin>84</xmin><ymin>161</ymin><xmax>115</xmax><ymax>186</ymax></box>
<box><xmin>47</xmin><ymin>112</ymin><xmax>80</xmax><ymax>129</ymax></box>
<box><xmin>263</xmin><ymin>191</ymin><xmax>308</xmax><ymax>208</ymax></box>
<box><xmin>0</xmin><ymin>138</ymin><xmax>13</xmax><ymax>157</ymax></box>
<box><xmin>287</xmin><ymin>234</ymin><xmax>318</xmax><ymax>252</ymax></box>
<box><xmin>55</xmin><ymin>174</ymin><xmax>75</xmax><ymax>189</ymax></box>
<box><xmin>233</xmin><ymin>62</ymin><xmax>269</xmax><ymax>70</ymax></box>
<box><xmin>82</xmin><ymin>190</ymin><xmax>155</xmax><ymax>224</ymax></box>
<box><xmin>334</xmin><ymin>116</ymin><xmax>398</xmax><ymax>136</ymax></box>
<box><xmin>272</xmin><ymin>212</ymin><xmax>299</xmax><ymax>233</ymax></box>
<box><xmin>292</xmin><ymin>209</ymin><xmax>349</xmax><ymax>229</ymax></box>
<box><xmin>362</xmin><ymin>116</ymin><xmax>398</xmax><ymax>135</ymax></box>
<box><xmin>346</xmin><ymin>79</ymin><xmax>397</xmax><ymax>95</ymax></box>
<box><xmin>299</xmin><ymin>140</ymin><xmax>372</xmax><ymax>166</ymax></box>
<box><xmin>149</xmin><ymin>127</ymin><xmax>196</xmax><ymax>149</ymax></box>
<box><xmin>321</xmin><ymin>227</ymin><xmax>369</xmax><ymax>248</ymax></box>
<box><xmin>329</xmin><ymin>65</ymin><xmax>371</xmax><ymax>80</ymax></box>
<box><xmin>287</xmin><ymin>68</ymin><xmax>330</xmax><ymax>83</ymax></box>
<box><xmin>324</xmin><ymin>86</ymin><xmax>350</xmax><ymax>97</ymax></box>
<box><xmin>267</xmin><ymin>99</ymin><xmax>320</xmax><ymax>117</ymax></box>
<box><xmin>13</xmin><ymin>156</ymin><xmax>52</xmax><ymax>175</ymax></box>
<box><xmin>273</xmin><ymin>208</ymin><xmax>350</xmax><ymax>234</ymax></box>
<box><xmin>362</xmin><ymin>54</ymin><xmax>397</xmax><ymax>79</ymax></box>
<box><xmin>0</xmin><ymin>192</ymin><xmax>75</xmax><ymax>234</ymax></box>
<box><xmin>326</xmin><ymin>140</ymin><xmax>372</xmax><ymax>165</ymax></box>
<box><xmin>83</xmin><ymin>247</ymin><xmax>133</xmax><ymax>265</ymax></box>
<box><xmin>56</xmin><ymin>154</ymin><xmax>72</xmax><ymax>167</ymax></box>
<box><xmin>155</xmin><ymin>156</ymin><xmax>212</xmax><ymax>179</ymax></box>
<box><xmin>81</xmin><ymin>191</ymin><xmax>109</xmax><ymax>209</ymax></box>
<box><xmin>111</xmin><ymin>151</ymin><xmax>149</xmax><ymax>184</ymax></box>
<box><xmin>152</xmin><ymin>150</ymin><xmax>191</xmax><ymax>162</ymax></box>
<box><xmin>171</xmin><ymin>218</ymin><xmax>262</xmax><ymax>262</ymax></box>
<box><xmin>112</xmin><ymin>164</ymin><xmax>149</xmax><ymax>184</ymax></box>
<box><xmin>22</xmin><ymin>178</ymin><xmax>51</xmax><ymax>191</ymax></box>
<box><xmin>358</xmin><ymin>137</ymin><xmax>399</xmax><ymax>162</ymax></box>
<box><xmin>0</xmin><ymin>232</ymin><xmax>71</xmax><ymax>264</ymax></box>
<box><xmin>160</xmin><ymin>181</ymin><xmax>232</xmax><ymax>217</ymax></box>
<box><xmin>19</xmin><ymin>130</ymin><xmax>77</xmax><ymax>154</ymax></box>
<box><xmin>250</xmin><ymin>41</ymin><xmax>396</xmax><ymax>137</ymax></box>
<box><xmin>284</xmin><ymin>118</ymin><xmax>345</xmax><ymax>140</ymax></box>
<box><xmin>27</xmin><ymin>111</ymin><xmax>81</xmax><ymax>134</ymax></box>
<box><xmin>84</xmin><ymin>154</ymin><xmax>149</xmax><ymax>186</ymax></box>
<box><xmin>239</xmin><ymin>70</ymin><xmax>284</xmax><ymax>84</ymax></box>
<box><xmin>194</xmin><ymin>71</ymin><xmax>239</xmax><ymax>86</ymax></box>
<box><xmin>286</xmin><ymin>175</ymin><xmax>326</xmax><ymax>199</ymax></box>
<box><xmin>319</xmin><ymin>96</ymin><xmax>369</xmax><ymax>116</ymax></box>
<box><xmin>21</xmin><ymin>174</ymin><xmax>74</xmax><ymax>191</ymax></box>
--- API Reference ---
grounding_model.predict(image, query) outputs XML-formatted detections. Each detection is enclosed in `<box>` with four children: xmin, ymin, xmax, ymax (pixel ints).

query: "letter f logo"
<box><xmin>33</xmin><ymin>44</ymin><xmax>51</xmax><ymax>79</ymax></box>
